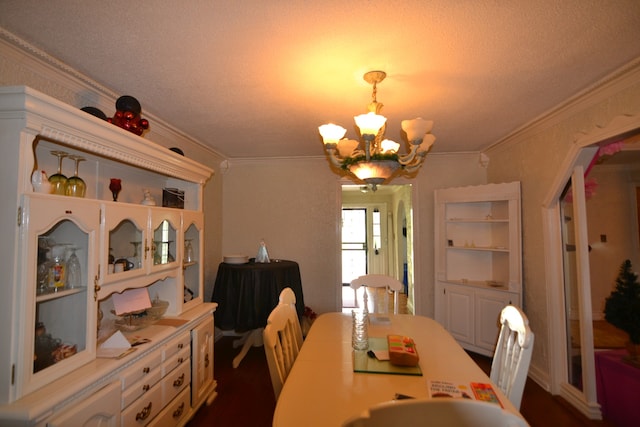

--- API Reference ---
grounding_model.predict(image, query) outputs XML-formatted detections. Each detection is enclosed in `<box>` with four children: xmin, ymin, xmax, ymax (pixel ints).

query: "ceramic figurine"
<box><xmin>141</xmin><ymin>189</ymin><xmax>156</xmax><ymax>206</ymax></box>
<box><xmin>31</xmin><ymin>170</ymin><xmax>52</xmax><ymax>194</ymax></box>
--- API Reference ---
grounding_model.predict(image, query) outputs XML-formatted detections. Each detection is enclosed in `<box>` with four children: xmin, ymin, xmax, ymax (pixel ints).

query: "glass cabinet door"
<box><xmin>102</xmin><ymin>204</ymin><xmax>148</xmax><ymax>284</ymax></box>
<box><xmin>150</xmin><ymin>209</ymin><xmax>180</xmax><ymax>272</ymax></box>
<box><xmin>182</xmin><ymin>211</ymin><xmax>204</xmax><ymax>311</ymax></box>
<box><xmin>22</xmin><ymin>195</ymin><xmax>99</xmax><ymax>395</ymax></box>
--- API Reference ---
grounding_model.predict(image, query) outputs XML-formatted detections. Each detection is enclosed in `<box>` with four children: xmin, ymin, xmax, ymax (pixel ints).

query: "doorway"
<box><xmin>340</xmin><ymin>184</ymin><xmax>414</xmax><ymax>314</ymax></box>
<box><xmin>543</xmin><ymin>115</ymin><xmax>640</xmax><ymax>419</ymax></box>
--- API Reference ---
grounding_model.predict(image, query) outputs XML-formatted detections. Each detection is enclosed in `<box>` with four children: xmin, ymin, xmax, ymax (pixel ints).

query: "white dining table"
<box><xmin>272</xmin><ymin>312</ymin><xmax>526</xmax><ymax>427</ymax></box>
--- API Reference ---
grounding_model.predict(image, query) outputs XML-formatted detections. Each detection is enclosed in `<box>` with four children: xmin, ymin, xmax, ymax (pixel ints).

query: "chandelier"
<box><xmin>318</xmin><ymin>70</ymin><xmax>436</xmax><ymax>190</ymax></box>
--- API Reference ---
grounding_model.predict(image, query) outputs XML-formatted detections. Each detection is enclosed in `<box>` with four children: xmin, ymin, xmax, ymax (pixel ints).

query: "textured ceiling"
<box><xmin>1</xmin><ymin>1</ymin><xmax>640</xmax><ymax>159</ymax></box>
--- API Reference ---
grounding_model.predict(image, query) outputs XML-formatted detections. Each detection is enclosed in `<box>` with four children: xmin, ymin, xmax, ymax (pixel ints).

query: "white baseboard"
<box><xmin>527</xmin><ymin>362</ymin><xmax>551</xmax><ymax>392</ymax></box>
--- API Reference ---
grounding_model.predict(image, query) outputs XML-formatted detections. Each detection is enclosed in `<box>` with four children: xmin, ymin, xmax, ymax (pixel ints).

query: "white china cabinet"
<box><xmin>434</xmin><ymin>182</ymin><xmax>522</xmax><ymax>356</ymax></box>
<box><xmin>0</xmin><ymin>86</ymin><xmax>216</xmax><ymax>426</ymax></box>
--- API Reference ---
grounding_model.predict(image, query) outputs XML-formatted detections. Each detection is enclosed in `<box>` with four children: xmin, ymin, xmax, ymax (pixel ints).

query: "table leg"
<box><xmin>232</xmin><ymin>328</ymin><xmax>264</xmax><ymax>368</ymax></box>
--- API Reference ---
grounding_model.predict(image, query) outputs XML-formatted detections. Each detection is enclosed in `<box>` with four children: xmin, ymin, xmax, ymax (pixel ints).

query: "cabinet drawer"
<box><xmin>147</xmin><ymin>387</ymin><xmax>191</xmax><ymax>427</ymax></box>
<box><xmin>162</xmin><ymin>345</ymin><xmax>190</xmax><ymax>376</ymax></box>
<box><xmin>163</xmin><ymin>332</ymin><xmax>190</xmax><ymax>360</ymax></box>
<box><xmin>121</xmin><ymin>381</ymin><xmax>163</xmax><ymax>427</ymax></box>
<box><xmin>122</xmin><ymin>367</ymin><xmax>163</xmax><ymax>409</ymax></box>
<box><xmin>121</xmin><ymin>351</ymin><xmax>163</xmax><ymax>390</ymax></box>
<box><xmin>46</xmin><ymin>381</ymin><xmax>121</xmax><ymax>427</ymax></box>
<box><xmin>162</xmin><ymin>359</ymin><xmax>190</xmax><ymax>406</ymax></box>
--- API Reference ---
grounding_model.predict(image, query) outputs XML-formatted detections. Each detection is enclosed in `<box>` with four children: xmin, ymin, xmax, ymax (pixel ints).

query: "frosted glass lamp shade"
<box><xmin>354</xmin><ymin>113</ymin><xmax>386</xmax><ymax>136</ymax></box>
<box><xmin>337</xmin><ymin>139</ymin><xmax>360</xmax><ymax>157</ymax></box>
<box><xmin>380</xmin><ymin>139</ymin><xmax>400</xmax><ymax>154</ymax></box>
<box><xmin>319</xmin><ymin>123</ymin><xmax>347</xmax><ymax>145</ymax></box>
<box><xmin>419</xmin><ymin>134</ymin><xmax>436</xmax><ymax>151</ymax></box>
<box><xmin>402</xmin><ymin>118</ymin><xmax>433</xmax><ymax>143</ymax></box>
<box><xmin>348</xmin><ymin>160</ymin><xmax>401</xmax><ymax>184</ymax></box>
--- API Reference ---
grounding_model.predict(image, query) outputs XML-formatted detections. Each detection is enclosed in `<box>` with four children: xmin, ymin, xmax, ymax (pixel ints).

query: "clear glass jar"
<box><xmin>48</xmin><ymin>245</ymin><xmax>66</xmax><ymax>291</ymax></box>
<box><xmin>66</xmin><ymin>247</ymin><xmax>81</xmax><ymax>289</ymax></box>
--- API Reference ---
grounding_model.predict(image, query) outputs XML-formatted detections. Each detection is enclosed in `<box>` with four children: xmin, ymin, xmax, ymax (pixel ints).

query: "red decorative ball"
<box><xmin>108</xmin><ymin>96</ymin><xmax>149</xmax><ymax>136</ymax></box>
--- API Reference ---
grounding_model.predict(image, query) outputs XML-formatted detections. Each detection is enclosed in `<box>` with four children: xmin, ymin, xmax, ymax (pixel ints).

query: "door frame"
<box><xmin>542</xmin><ymin>112</ymin><xmax>640</xmax><ymax>418</ymax></box>
<box><xmin>337</xmin><ymin>180</ymin><xmax>420</xmax><ymax>314</ymax></box>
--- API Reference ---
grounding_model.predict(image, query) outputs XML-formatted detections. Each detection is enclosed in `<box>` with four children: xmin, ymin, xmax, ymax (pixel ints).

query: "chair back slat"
<box><xmin>349</xmin><ymin>274</ymin><xmax>403</xmax><ymax>314</ymax></box>
<box><xmin>264</xmin><ymin>287</ymin><xmax>304</xmax><ymax>400</ymax></box>
<box><xmin>278</xmin><ymin>287</ymin><xmax>303</xmax><ymax>348</ymax></box>
<box><xmin>489</xmin><ymin>305</ymin><xmax>534</xmax><ymax>410</ymax></box>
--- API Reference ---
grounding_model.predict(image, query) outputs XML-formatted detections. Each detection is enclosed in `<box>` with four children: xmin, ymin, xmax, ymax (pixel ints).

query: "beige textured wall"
<box><xmin>221</xmin><ymin>154</ymin><xmax>487</xmax><ymax>315</ymax></box>
<box><xmin>221</xmin><ymin>157</ymin><xmax>343</xmax><ymax>313</ymax></box>
<box><xmin>485</xmin><ymin>63</ymin><xmax>640</xmax><ymax>383</ymax></box>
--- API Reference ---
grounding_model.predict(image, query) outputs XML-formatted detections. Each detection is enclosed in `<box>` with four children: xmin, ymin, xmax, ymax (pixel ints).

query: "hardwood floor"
<box><xmin>187</xmin><ymin>336</ymin><xmax>276</xmax><ymax>427</ymax></box>
<box><xmin>187</xmin><ymin>331</ymin><xmax>616</xmax><ymax>427</ymax></box>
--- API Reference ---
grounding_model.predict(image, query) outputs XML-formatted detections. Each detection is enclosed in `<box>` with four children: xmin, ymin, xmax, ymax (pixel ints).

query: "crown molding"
<box><xmin>0</xmin><ymin>27</ymin><xmax>226</xmax><ymax>160</ymax></box>
<box><xmin>485</xmin><ymin>57</ymin><xmax>640</xmax><ymax>155</ymax></box>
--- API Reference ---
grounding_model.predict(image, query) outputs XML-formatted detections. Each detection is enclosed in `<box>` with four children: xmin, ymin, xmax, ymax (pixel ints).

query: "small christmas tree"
<box><xmin>604</xmin><ymin>260</ymin><xmax>640</xmax><ymax>345</ymax></box>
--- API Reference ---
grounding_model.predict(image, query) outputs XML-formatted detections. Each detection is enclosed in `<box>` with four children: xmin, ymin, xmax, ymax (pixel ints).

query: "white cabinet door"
<box><xmin>46</xmin><ymin>381</ymin><xmax>121</xmax><ymax>427</ymax></box>
<box><xmin>149</xmin><ymin>208</ymin><xmax>181</xmax><ymax>274</ymax></box>
<box><xmin>475</xmin><ymin>289</ymin><xmax>515</xmax><ymax>352</ymax></box>
<box><xmin>444</xmin><ymin>284</ymin><xmax>475</xmax><ymax>346</ymax></box>
<box><xmin>102</xmin><ymin>203</ymin><xmax>149</xmax><ymax>285</ymax></box>
<box><xmin>191</xmin><ymin>316</ymin><xmax>216</xmax><ymax>408</ymax></box>
<box><xmin>21</xmin><ymin>195</ymin><xmax>99</xmax><ymax>398</ymax></box>
<box><xmin>181</xmin><ymin>211</ymin><xmax>204</xmax><ymax>313</ymax></box>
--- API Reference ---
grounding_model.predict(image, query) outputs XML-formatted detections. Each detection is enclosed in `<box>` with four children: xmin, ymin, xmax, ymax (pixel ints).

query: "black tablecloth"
<box><xmin>212</xmin><ymin>260</ymin><xmax>305</xmax><ymax>332</ymax></box>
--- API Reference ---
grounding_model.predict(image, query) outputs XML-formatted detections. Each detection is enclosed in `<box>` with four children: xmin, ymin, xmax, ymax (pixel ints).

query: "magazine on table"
<box><xmin>427</xmin><ymin>380</ymin><xmax>503</xmax><ymax>407</ymax></box>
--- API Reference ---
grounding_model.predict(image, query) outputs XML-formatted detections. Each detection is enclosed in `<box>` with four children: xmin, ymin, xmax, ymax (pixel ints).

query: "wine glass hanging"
<box><xmin>65</xmin><ymin>155</ymin><xmax>86</xmax><ymax>197</ymax></box>
<box><xmin>48</xmin><ymin>151</ymin><xmax>68</xmax><ymax>195</ymax></box>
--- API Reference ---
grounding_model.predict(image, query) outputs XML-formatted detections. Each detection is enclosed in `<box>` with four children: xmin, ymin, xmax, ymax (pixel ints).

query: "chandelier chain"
<box><xmin>371</xmin><ymin>81</ymin><xmax>378</xmax><ymax>104</ymax></box>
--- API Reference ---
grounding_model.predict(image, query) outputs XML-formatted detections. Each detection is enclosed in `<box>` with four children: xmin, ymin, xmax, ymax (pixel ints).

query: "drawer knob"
<box><xmin>142</xmin><ymin>366</ymin><xmax>150</xmax><ymax>374</ymax></box>
<box><xmin>178</xmin><ymin>343</ymin><xmax>184</xmax><ymax>349</ymax></box>
<box><xmin>173</xmin><ymin>373</ymin><xmax>185</xmax><ymax>387</ymax></box>
<box><xmin>173</xmin><ymin>403</ymin><xmax>185</xmax><ymax>419</ymax></box>
<box><xmin>205</xmin><ymin>353</ymin><xmax>210</xmax><ymax>368</ymax></box>
<box><xmin>136</xmin><ymin>402</ymin><xmax>152</xmax><ymax>421</ymax></box>
<box><xmin>142</xmin><ymin>384</ymin><xmax>150</xmax><ymax>392</ymax></box>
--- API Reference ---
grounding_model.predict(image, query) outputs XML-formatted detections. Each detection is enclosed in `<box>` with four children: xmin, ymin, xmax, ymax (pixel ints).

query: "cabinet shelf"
<box><xmin>446</xmin><ymin>218</ymin><xmax>509</xmax><ymax>223</ymax></box>
<box><xmin>36</xmin><ymin>286</ymin><xmax>86</xmax><ymax>303</ymax></box>
<box><xmin>442</xmin><ymin>279</ymin><xmax>508</xmax><ymax>289</ymax></box>
<box><xmin>446</xmin><ymin>245</ymin><xmax>509</xmax><ymax>252</ymax></box>
<box><xmin>434</xmin><ymin>182</ymin><xmax>522</xmax><ymax>357</ymax></box>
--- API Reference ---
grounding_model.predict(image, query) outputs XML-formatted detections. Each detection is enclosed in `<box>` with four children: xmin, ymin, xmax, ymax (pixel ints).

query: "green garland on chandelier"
<box><xmin>340</xmin><ymin>152</ymin><xmax>400</xmax><ymax>170</ymax></box>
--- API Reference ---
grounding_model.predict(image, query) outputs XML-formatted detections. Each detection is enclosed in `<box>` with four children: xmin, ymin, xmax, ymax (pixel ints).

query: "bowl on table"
<box><xmin>223</xmin><ymin>254</ymin><xmax>249</xmax><ymax>264</ymax></box>
<box><xmin>146</xmin><ymin>299</ymin><xmax>169</xmax><ymax>319</ymax></box>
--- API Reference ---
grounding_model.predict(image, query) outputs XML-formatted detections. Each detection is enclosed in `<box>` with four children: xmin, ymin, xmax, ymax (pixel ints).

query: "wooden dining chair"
<box><xmin>490</xmin><ymin>305</ymin><xmax>535</xmax><ymax>410</ymax></box>
<box><xmin>278</xmin><ymin>287</ymin><xmax>303</xmax><ymax>350</ymax></box>
<box><xmin>349</xmin><ymin>274</ymin><xmax>403</xmax><ymax>314</ymax></box>
<box><xmin>342</xmin><ymin>398</ymin><xmax>529</xmax><ymax>427</ymax></box>
<box><xmin>263</xmin><ymin>302</ymin><xmax>301</xmax><ymax>400</ymax></box>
